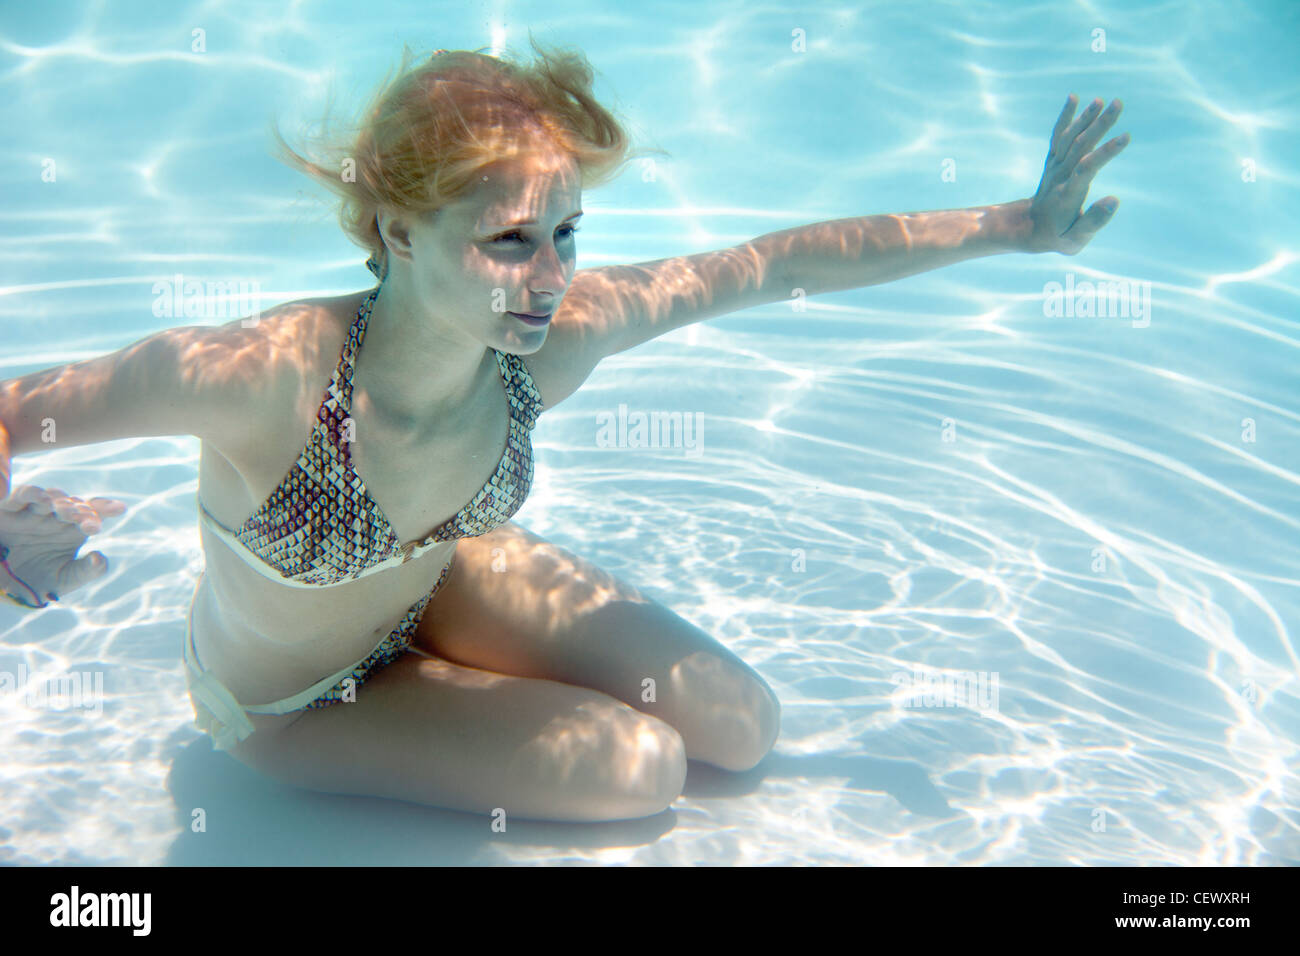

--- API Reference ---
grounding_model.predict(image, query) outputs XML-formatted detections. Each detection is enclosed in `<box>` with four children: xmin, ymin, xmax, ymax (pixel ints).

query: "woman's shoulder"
<box><xmin>197</xmin><ymin>290</ymin><xmax>365</xmax><ymax>460</ymax></box>
<box><xmin>216</xmin><ymin>290</ymin><xmax>364</xmax><ymax>397</ymax></box>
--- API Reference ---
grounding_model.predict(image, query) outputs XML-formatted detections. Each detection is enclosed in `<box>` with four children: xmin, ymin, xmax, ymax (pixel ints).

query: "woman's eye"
<box><xmin>492</xmin><ymin>226</ymin><xmax>580</xmax><ymax>244</ymax></box>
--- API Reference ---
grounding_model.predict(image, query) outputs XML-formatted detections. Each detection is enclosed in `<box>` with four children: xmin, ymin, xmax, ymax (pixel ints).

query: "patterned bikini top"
<box><xmin>197</xmin><ymin>286</ymin><xmax>545</xmax><ymax>588</ymax></box>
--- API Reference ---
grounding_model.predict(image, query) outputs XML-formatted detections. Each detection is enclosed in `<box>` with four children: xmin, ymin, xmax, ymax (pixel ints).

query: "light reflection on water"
<box><xmin>0</xmin><ymin>0</ymin><xmax>1296</xmax><ymax>865</ymax></box>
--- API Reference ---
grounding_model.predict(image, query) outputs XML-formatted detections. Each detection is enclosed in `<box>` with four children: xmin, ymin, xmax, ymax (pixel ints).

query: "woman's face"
<box><xmin>404</xmin><ymin>148</ymin><xmax>583</xmax><ymax>353</ymax></box>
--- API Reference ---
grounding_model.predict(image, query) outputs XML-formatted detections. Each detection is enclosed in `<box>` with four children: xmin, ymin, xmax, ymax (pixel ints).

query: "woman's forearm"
<box><xmin>755</xmin><ymin>198</ymin><xmax>1035</xmax><ymax>298</ymax></box>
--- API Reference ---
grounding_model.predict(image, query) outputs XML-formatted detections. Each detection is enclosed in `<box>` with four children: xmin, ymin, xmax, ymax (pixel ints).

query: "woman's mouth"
<box><xmin>509</xmin><ymin>311</ymin><xmax>552</xmax><ymax>327</ymax></box>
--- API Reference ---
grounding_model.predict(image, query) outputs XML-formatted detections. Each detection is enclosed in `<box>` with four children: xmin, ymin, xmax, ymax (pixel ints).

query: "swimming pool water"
<box><xmin>0</xmin><ymin>0</ymin><xmax>1296</xmax><ymax>865</ymax></box>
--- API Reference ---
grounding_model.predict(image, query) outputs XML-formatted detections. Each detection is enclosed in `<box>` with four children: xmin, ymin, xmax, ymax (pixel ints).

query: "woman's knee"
<box><xmin>633</xmin><ymin>713</ymin><xmax>689</xmax><ymax>811</ymax></box>
<box><xmin>506</xmin><ymin>701</ymin><xmax>687</xmax><ymax>821</ymax></box>
<box><xmin>673</xmin><ymin>666</ymin><xmax>781</xmax><ymax>773</ymax></box>
<box><xmin>729</xmin><ymin>680</ymin><xmax>780</xmax><ymax>771</ymax></box>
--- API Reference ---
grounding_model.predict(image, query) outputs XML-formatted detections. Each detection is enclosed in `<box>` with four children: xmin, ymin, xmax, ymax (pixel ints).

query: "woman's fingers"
<box><xmin>1058</xmin><ymin>97</ymin><xmax>1105</xmax><ymax>156</ymax></box>
<box><xmin>1061</xmin><ymin>196</ymin><xmax>1121</xmax><ymax>252</ymax></box>
<box><xmin>1074</xmin><ymin>132</ymin><xmax>1131</xmax><ymax>184</ymax></box>
<box><xmin>0</xmin><ymin>485</ymin><xmax>52</xmax><ymax>511</ymax></box>
<box><xmin>1048</xmin><ymin>94</ymin><xmax>1079</xmax><ymax>159</ymax></box>
<box><xmin>1041</xmin><ymin>96</ymin><xmax>1125</xmax><ymax>201</ymax></box>
<box><xmin>55</xmin><ymin>550</ymin><xmax>110</xmax><ymax>596</ymax></box>
<box><xmin>1050</xmin><ymin>93</ymin><xmax>1081</xmax><ymax>158</ymax></box>
<box><xmin>3</xmin><ymin>487</ymin><xmax>122</xmax><ymax>508</ymax></box>
<box><xmin>62</xmin><ymin>497</ymin><xmax>126</xmax><ymax>531</ymax></box>
<box><xmin>1063</xmin><ymin>99</ymin><xmax>1123</xmax><ymax>170</ymax></box>
<box><xmin>86</xmin><ymin>497</ymin><xmax>128</xmax><ymax>519</ymax></box>
<box><xmin>1049</xmin><ymin>97</ymin><xmax>1097</xmax><ymax>165</ymax></box>
<box><xmin>51</xmin><ymin>499</ymin><xmax>101</xmax><ymax>533</ymax></box>
<box><xmin>2</xmin><ymin>489</ymin><xmax>124</xmax><ymax>531</ymax></box>
<box><xmin>1050</xmin><ymin>97</ymin><xmax>1109</xmax><ymax>170</ymax></box>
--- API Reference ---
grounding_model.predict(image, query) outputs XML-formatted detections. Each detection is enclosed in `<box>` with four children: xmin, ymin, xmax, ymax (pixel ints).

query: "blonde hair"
<box><xmin>274</xmin><ymin>37</ymin><xmax>651</xmax><ymax>278</ymax></box>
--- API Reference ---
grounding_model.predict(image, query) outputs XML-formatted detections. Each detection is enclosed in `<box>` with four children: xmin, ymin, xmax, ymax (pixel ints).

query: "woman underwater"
<box><xmin>0</xmin><ymin>43</ymin><xmax>1127</xmax><ymax>823</ymax></box>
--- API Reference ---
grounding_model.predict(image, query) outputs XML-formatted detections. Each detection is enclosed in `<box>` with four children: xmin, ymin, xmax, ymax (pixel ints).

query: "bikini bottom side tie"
<box><xmin>182</xmin><ymin>562</ymin><xmax>453</xmax><ymax>752</ymax></box>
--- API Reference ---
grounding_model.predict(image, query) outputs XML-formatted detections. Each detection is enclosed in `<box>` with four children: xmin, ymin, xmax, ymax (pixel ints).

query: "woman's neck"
<box><xmin>350</xmin><ymin>277</ymin><xmax>492</xmax><ymax>432</ymax></box>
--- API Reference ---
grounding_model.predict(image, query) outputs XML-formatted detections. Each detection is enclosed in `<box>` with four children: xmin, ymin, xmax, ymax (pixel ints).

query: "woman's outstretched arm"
<box><xmin>755</xmin><ymin>198</ymin><xmax>1036</xmax><ymax>299</ymax></box>
<box><xmin>0</xmin><ymin>317</ymin><xmax>261</xmax><ymax>606</ymax></box>
<box><xmin>765</xmin><ymin>95</ymin><xmax>1128</xmax><ymax>297</ymax></box>
<box><xmin>560</xmin><ymin>94</ymin><xmax>1127</xmax><ymax>361</ymax></box>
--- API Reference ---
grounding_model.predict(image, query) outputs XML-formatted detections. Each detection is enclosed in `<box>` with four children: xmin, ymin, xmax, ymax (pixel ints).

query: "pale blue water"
<box><xmin>1</xmin><ymin>0</ymin><xmax>1296</xmax><ymax>865</ymax></box>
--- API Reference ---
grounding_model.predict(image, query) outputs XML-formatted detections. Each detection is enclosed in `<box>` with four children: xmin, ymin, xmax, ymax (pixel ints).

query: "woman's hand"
<box><xmin>0</xmin><ymin>485</ymin><xmax>126</xmax><ymax>607</ymax></box>
<box><xmin>1024</xmin><ymin>95</ymin><xmax>1130</xmax><ymax>255</ymax></box>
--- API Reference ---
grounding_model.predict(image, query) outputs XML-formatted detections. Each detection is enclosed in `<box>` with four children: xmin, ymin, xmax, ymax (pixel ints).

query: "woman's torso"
<box><xmin>190</xmin><ymin>289</ymin><xmax>520</xmax><ymax>708</ymax></box>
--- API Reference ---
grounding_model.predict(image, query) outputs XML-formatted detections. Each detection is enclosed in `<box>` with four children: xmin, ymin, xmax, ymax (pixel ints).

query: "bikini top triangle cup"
<box><xmin>197</xmin><ymin>285</ymin><xmax>545</xmax><ymax>588</ymax></box>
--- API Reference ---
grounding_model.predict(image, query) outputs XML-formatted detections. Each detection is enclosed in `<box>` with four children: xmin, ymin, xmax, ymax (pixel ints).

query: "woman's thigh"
<box><xmin>413</xmin><ymin>521</ymin><xmax>780</xmax><ymax>772</ymax></box>
<box><xmin>242</xmin><ymin>651</ymin><xmax>688</xmax><ymax>823</ymax></box>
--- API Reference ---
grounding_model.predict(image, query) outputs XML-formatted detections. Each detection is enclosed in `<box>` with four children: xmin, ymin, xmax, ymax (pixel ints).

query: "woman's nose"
<box><xmin>530</xmin><ymin>242</ymin><xmax>570</xmax><ymax>293</ymax></box>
